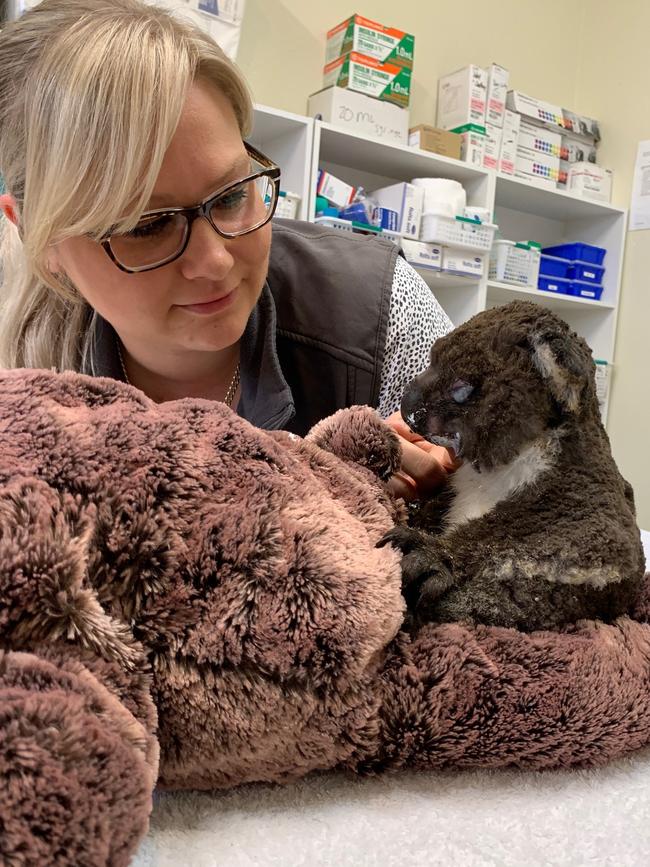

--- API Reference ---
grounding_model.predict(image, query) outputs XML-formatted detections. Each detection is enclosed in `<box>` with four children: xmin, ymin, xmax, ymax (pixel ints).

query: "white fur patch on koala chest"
<box><xmin>444</xmin><ymin>437</ymin><xmax>557</xmax><ymax>531</ymax></box>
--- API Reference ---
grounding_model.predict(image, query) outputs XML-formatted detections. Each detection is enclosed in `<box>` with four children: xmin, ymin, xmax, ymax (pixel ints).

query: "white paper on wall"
<box><xmin>143</xmin><ymin>0</ymin><xmax>246</xmax><ymax>60</ymax></box>
<box><xmin>12</xmin><ymin>1</ymin><xmax>246</xmax><ymax>60</ymax></box>
<box><xmin>630</xmin><ymin>140</ymin><xmax>650</xmax><ymax>231</ymax></box>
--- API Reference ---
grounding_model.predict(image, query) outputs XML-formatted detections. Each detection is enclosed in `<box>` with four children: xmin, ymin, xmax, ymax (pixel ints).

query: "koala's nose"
<box><xmin>400</xmin><ymin>384</ymin><xmax>428</xmax><ymax>434</ymax></box>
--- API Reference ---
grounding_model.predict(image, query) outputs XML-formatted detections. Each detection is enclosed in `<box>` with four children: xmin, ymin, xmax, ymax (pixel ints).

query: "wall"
<box><xmin>237</xmin><ymin>0</ymin><xmax>650</xmax><ymax>525</ymax></box>
<box><xmin>574</xmin><ymin>0</ymin><xmax>650</xmax><ymax>526</ymax></box>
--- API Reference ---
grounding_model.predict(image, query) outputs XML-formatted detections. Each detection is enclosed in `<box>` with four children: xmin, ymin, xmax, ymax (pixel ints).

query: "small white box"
<box><xmin>499</xmin><ymin>110</ymin><xmax>520</xmax><ymax>175</ymax></box>
<box><xmin>370</xmin><ymin>182</ymin><xmax>424</xmax><ymax>237</ymax></box>
<box><xmin>400</xmin><ymin>239</ymin><xmax>442</xmax><ymax>270</ymax></box>
<box><xmin>506</xmin><ymin>91</ymin><xmax>565</xmax><ymax>129</ymax></box>
<box><xmin>594</xmin><ymin>360</ymin><xmax>610</xmax><ymax>407</ymax></box>
<box><xmin>307</xmin><ymin>86</ymin><xmax>409</xmax><ymax>145</ymax></box>
<box><xmin>316</xmin><ymin>169</ymin><xmax>355</xmax><ymax>209</ymax></box>
<box><xmin>437</xmin><ymin>65</ymin><xmax>488</xmax><ymax>130</ymax></box>
<box><xmin>486</xmin><ymin>63</ymin><xmax>509</xmax><ymax>128</ymax></box>
<box><xmin>567</xmin><ymin>162</ymin><xmax>613</xmax><ymax>203</ymax></box>
<box><xmin>483</xmin><ymin>124</ymin><xmax>503</xmax><ymax>171</ymax></box>
<box><xmin>442</xmin><ymin>246</ymin><xmax>486</xmax><ymax>278</ymax></box>
<box><xmin>515</xmin><ymin>151</ymin><xmax>560</xmax><ymax>188</ymax></box>
<box><xmin>517</xmin><ymin>121</ymin><xmax>563</xmax><ymax>159</ymax></box>
<box><xmin>452</xmin><ymin>123</ymin><xmax>486</xmax><ymax>168</ymax></box>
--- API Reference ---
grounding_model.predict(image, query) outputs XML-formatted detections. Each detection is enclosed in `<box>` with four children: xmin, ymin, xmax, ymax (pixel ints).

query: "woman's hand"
<box><xmin>384</xmin><ymin>411</ymin><xmax>460</xmax><ymax>501</ymax></box>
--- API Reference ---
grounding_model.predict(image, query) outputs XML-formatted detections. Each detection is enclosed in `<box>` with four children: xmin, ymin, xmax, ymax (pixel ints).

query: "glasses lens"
<box><xmin>209</xmin><ymin>175</ymin><xmax>276</xmax><ymax>235</ymax></box>
<box><xmin>109</xmin><ymin>212</ymin><xmax>187</xmax><ymax>270</ymax></box>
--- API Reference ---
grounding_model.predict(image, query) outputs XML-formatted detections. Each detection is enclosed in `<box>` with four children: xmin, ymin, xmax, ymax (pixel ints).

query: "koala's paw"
<box><xmin>306</xmin><ymin>406</ymin><xmax>401</xmax><ymax>480</ymax></box>
<box><xmin>377</xmin><ymin>526</ymin><xmax>454</xmax><ymax>609</ymax></box>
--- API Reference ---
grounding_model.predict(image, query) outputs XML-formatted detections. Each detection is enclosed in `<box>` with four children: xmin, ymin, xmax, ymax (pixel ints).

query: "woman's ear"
<box><xmin>0</xmin><ymin>193</ymin><xmax>18</xmax><ymax>226</ymax></box>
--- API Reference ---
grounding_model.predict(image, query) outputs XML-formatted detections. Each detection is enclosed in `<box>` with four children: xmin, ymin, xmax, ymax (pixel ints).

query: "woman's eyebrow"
<box><xmin>147</xmin><ymin>154</ymin><xmax>252</xmax><ymax>209</ymax></box>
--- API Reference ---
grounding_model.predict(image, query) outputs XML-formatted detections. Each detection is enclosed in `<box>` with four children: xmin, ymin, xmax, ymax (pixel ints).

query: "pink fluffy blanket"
<box><xmin>1</xmin><ymin>368</ymin><xmax>650</xmax><ymax>867</ymax></box>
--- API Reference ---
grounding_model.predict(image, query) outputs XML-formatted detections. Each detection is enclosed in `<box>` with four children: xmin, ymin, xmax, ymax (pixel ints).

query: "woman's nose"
<box><xmin>179</xmin><ymin>216</ymin><xmax>235</xmax><ymax>281</ymax></box>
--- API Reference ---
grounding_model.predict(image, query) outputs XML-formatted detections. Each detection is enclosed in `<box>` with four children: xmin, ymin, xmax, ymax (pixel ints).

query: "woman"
<box><xmin>0</xmin><ymin>0</ymin><xmax>455</xmax><ymax>498</ymax></box>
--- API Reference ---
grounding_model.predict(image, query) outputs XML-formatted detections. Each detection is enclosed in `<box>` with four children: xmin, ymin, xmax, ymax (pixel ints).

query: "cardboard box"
<box><xmin>515</xmin><ymin>151</ymin><xmax>560</xmax><ymax>189</ymax></box>
<box><xmin>499</xmin><ymin>109</ymin><xmax>520</xmax><ymax>175</ymax></box>
<box><xmin>326</xmin><ymin>14</ymin><xmax>414</xmax><ymax>69</ymax></box>
<box><xmin>506</xmin><ymin>90</ymin><xmax>564</xmax><ymax>130</ymax></box>
<box><xmin>400</xmin><ymin>238</ymin><xmax>443</xmax><ymax>270</ymax></box>
<box><xmin>437</xmin><ymin>65</ymin><xmax>488</xmax><ymax>130</ymax></box>
<box><xmin>308</xmin><ymin>86</ymin><xmax>409</xmax><ymax>145</ymax></box>
<box><xmin>442</xmin><ymin>246</ymin><xmax>486</xmax><ymax>278</ymax></box>
<box><xmin>408</xmin><ymin>125</ymin><xmax>462</xmax><ymax>160</ymax></box>
<box><xmin>316</xmin><ymin>169</ymin><xmax>355</xmax><ymax>209</ymax></box>
<box><xmin>483</xmin><ymin>124</ymin><xmax>503</xmax><ymax>171</ymax></box>
<box><xmin>567</xmin><ymin>162</ymin><xmax>613</xmax><ymax>203</ymax></box>
<box><xmin>486</xmin><ymin>63</ymin><xmax>509</xmax><ymax>128</ymax></box>
<box><xmin>323</xmin><ymin>52</ymin><xmax>411</xmax><ymax>108</ymax></box>
<box><xmin>370</xmin><ymin>182</ymin><xmax>423</xmax><ymax>237</ymax></box>
<box><xmin>451</xmin><ymin>123</ymin><xmax>486</xmax><ymax>168</ymax></box>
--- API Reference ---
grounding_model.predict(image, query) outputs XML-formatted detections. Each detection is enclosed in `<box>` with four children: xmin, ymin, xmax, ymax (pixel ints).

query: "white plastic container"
<box><xmin>420</xmin><ymin>214</ymin><xmax>497</xmax><ymax>251</ymax></box>
<box><xmin>313</xmin><ymin>216</ymin><xmax>402</xmax><ymax>245</ymax></box>
<box><xmin>489</xmin><ymin>240</ymin><xmax>540</xmax><ymax>287</ymax></box>
<box><xmin>274</xmin><ymin>191</ymin><xmax>301</xmax><ymax>220</ymax></box>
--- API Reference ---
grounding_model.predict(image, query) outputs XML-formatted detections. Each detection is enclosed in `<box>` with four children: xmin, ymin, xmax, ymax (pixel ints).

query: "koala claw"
<box><xmin>378</xmin><ymin>526</ymin><xmax>454</xmax><ymax>602</ymax></box>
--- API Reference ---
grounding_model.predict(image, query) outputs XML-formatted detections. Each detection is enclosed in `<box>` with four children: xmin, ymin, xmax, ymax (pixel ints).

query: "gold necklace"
<box><xmin>116</xmin><ymin>339</ymin><xmax>241</xmax><ymax>408</ymax></box>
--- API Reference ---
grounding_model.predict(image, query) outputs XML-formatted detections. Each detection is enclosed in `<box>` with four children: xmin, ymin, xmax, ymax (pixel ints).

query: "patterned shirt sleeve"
<box><xmin>376</xmin><ymin>255</ymin><xmax>453</xmax><ymax>419</ymax></box>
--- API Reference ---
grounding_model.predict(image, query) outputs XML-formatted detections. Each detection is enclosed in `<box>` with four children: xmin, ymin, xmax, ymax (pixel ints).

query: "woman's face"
<box><xmin>49</xmin><ymin>80</ymin><xmax>271</xmax><ymax>366</ymax></box>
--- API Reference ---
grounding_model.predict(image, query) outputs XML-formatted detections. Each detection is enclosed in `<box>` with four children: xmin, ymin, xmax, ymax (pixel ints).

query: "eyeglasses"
<box><xmin>100</xmin><ymin>142</ymin><xmax>281</xmax><ymax>273</ymax></box>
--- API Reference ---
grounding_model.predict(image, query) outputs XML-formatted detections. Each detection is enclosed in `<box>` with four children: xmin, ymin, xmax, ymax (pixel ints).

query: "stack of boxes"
<box><xmin>434</xmin><ymin>64</ymin><xmax>510</xmax><ymax>171</ymax></box>
<box><xmin>505</xmin><ymin>91</ymin><xmax>610</xmax><ymax>200</ymax></box>
<box><xmin>307</xmin><ymin>14</ymin><xmax>414</xmax><ymax>146</ymax></box>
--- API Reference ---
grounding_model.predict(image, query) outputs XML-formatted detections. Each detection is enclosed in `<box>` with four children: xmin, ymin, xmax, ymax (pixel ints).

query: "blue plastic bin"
<box><xmin>542</xmin><ymin>242</ymin><xmax>606</xmax><ymax>266</ymax></box>
<box><xmin>538</xmin><ymin>275</ymin><xmax>574</xmax><ymax>296</ymax></box>
<box><xmin>571</xmin><ymin>280</ymin><xmax>604</xmax><ymax>301</ymax></box>
<box><xmin>568</xmin><ymin>261</ymin><xmax>605</xmax><ymax>285</ymax></box>
<box><xmin>539</xmin><ymin>255</ymin><xmax>572</xmax><ymax>279</ymax></box>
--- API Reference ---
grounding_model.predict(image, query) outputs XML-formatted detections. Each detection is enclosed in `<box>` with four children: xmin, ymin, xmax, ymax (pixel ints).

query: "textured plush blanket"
<box><xmin>1</xmin><ymin>369</ymin><xmax>650</xmax><ymax>867</ymax></box>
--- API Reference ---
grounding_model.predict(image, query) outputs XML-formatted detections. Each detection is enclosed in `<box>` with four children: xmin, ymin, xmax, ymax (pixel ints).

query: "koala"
<box><xmin>379</xmin><ymin>301</ymin><xmax>645</xmax><ymax>631</ymax></box>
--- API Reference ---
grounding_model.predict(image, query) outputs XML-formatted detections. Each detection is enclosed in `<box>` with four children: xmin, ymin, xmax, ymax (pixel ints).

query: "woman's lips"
<box><xmin>180</xmin><ymin>287</ymin><xmax>237</xmax><ymax>315</ymax></box>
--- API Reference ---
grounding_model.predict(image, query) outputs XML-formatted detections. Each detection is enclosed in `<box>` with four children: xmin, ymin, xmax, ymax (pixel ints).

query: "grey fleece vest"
<box><xmin>87</xmin><ymin>219</ymin><xmax>398</xmax><ymax>436</ymax></box>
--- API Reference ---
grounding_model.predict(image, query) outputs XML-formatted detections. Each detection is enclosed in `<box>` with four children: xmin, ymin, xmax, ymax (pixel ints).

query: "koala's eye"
<box><xmin>450</xmin><ymin>380</ymin><xmax>474</xmax><ymax>404</ymax></box>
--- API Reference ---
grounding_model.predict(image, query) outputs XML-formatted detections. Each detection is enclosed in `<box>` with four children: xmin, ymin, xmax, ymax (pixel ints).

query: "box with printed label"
<box><xmin>442</xmin><ymin>246</ymin><xmax>486</xmax><ymax>278</ymax></box>
<box><xmin>437</xmin><ymin>65</ymin><xmax>488</xmax><ymax>130</ymax></box>
<box><xmin>451</xmin><ymin>123</ymin><xmax>486</xmax><ymax>168</ymax></box>
<box><xmin>499</xmin><ymin>109</ymin><xmax>520</xmax><ymax>175</ymax></box>
<box><xmin>506</xmin><ymin>90</ymin><xmax>565</xmax><ymax>129</ymax></box>
<box><xmin>308</xmin><ymin>87</ymin><xmax>409</xmax><ymax>144</ymax></box>
<box><xmin>323</xmin><ymin>52</ymin><xmax>411</xmax><ymax>108</ymax></box>
<box><xmin>326</xmin><ymin>14</ymin><xmax>414</xmax><ymax>69</ymax></box>
<box><xmin>515</xmin><ymin>152</ymin><xmax>560</xmax><ymax>188</ymax></box>
<box><xmin>316</xmin><ymin>169</ymin><xmax>356</xmax><ymax>209</ymax></box>
<box><xmin>408</xmin><ymin>125</ymin><xmax>462</xmax><ymax>160</ymax></box>
<box><xmin>400</xmin><ymin>239</ymin><xmax>443</xmax><ymax>270</ymax></box>
<box><xmin>561</xmin><ymin>135</ymin><xmax>598</xmax><ymax>164</ymax></box>
<box><xmin>567</xmin><ymin>162</ymin><xmax>613</xmax><ymax>203</ymax></box>
<box><xmin>486</xmin><ymin>63</ymin><xmax>509</xmax><ymax>128</ymax></box>
<box><xmin>483</xmin><ymin>124</ymin><xmax>503</xmax><ymax>171</ymax></box>
<box><xmin>517</xmin><ymin>120</ymin><xmax>562</xmax><ymax>159</ymax></box>
<box><xmin>370</xmin><ymin>182</ymin><xmax>424</xmax><ymax>237</ymax></box>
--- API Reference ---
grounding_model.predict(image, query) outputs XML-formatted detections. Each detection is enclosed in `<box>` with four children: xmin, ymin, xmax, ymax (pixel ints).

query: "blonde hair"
<box><xmin>0</xmin><ymin>0</ymin><xmax>253</xmax><ymax>372</ymax></box>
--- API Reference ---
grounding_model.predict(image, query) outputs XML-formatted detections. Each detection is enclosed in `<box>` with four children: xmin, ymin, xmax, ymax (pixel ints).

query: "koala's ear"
<box><xmin>529</xmin><ymin>328</ymin><xmax>593</xmax><ymax>413</ymax></box>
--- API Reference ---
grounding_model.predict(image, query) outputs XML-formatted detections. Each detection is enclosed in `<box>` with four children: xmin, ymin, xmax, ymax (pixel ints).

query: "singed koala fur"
<box><xmin>380</xmin><ymin>301</ymin><xmax>645</xmax><ymax>631</ymax></box>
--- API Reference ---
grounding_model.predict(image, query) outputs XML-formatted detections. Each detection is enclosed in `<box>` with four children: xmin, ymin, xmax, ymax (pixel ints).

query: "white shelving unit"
<box><xmin>252</xmin><ymin>105</ymin><xmax>626</xmax><ymax>427</ymax></box>
<box><xmin>250</xmin><ymin>105</ymin><xmax>313</xmax><ymax>222</ymax></box>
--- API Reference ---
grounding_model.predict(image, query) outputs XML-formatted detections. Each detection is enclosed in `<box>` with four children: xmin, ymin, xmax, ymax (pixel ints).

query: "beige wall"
<box><xmin>238</xmin><ymin>0</ymin><xmax>650</xmax><ymax>525</ymax></box>
<box><xmin>575</xmin><ymin>1</ymin><xmax>650</xmax><ymax>526</ymax></box>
